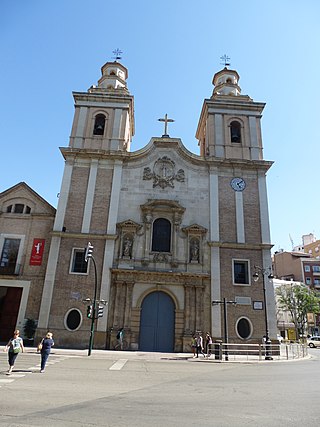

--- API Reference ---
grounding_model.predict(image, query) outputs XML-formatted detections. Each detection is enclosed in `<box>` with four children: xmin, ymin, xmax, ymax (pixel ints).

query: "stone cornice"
<box><xmin>208</xmin><ymin>241</ymin><xmax>274</xmax><ymax>250</ymax></box>
<box><xmin>60</xmin><ymin>144</ymin><xmax>273</xmax><ymax>172</ymax></box>
<box><xmin>111</xmin><ymin>268</ymin><xmax>210</xmax><ymax>280</ymax></box>
<box><xmin>50</xmin><ymin>231</ymin><xmax>117</xmax><ymax>240</ymax></box>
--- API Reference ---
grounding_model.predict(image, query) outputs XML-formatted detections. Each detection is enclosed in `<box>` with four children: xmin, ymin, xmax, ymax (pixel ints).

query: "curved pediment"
<box><xmin>140</xmin><ymin>199</ymin><xmax>185</xmax><ymax>215</ymax></box>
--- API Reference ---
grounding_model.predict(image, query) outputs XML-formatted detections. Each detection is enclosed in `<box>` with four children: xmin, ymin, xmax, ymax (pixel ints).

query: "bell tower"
<box><xmin>69</xmin><ymin>60</ymin><xmax>134</xmax><ymax>152</ymax></box>
<box><xmin>196</xmin><ymin>66</ymin><xmax>265</xmax><ymax>161</ymax></box>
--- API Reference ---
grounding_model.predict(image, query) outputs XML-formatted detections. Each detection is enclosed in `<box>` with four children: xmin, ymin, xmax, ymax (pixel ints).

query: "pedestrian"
<box><xmin>205</xmin><ymin>332</ymin><xmax>213</xmax><ymax>357</ymax></box>
<box><xmin>196</xmin><ymin>333</ymin><xmax>206</xmax><ymax>358</ymax></box>
<box><xmin>4</xmin><ymin>329</ymin><xmax>24</xmax><ymax>375</ymax></box>
<box><xmin>38</xmin><ymin>332</ymin><xmax>54</xmax><ymax>373</ymax></box>
<box><xmin>191</xmin><ymin>335</ymin><xmax>197</xmax><ymax>358</ymax></box>
<box><xmin>116</xmin><ymin>328</ymin><xmax>124</xmax><ymax>350</ymax></box>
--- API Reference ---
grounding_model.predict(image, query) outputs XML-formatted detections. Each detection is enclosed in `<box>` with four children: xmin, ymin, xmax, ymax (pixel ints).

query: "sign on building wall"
<box><xmin>287</xmin><ymin>328</ymin><xmax>296</xmax><ymax>341</ymax></box>
<box><xmin>29</xmin><ymin>239</ymin><xmax>45</xmax><ymax>266</ymax></box>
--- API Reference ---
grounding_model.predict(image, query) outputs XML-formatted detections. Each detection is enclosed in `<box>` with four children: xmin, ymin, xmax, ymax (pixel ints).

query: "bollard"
<box><xmin>214</xmin><ymin>340</ymin><xmax>222</xmax><ymax>360</ymax></box>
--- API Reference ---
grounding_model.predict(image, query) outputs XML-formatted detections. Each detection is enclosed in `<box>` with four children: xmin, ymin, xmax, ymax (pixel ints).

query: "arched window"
<box><xmin>152</xmin><ymin>218</ymin><xmax>171</xmax><ymax>252</ymax></box>
<box><xmin>93</xmin><ymin>114</ymin><xmax>106</xmax><ymax>136</ymax></box>
<box><xmin>230</xmin><ymin>121</ymin><xmax>241</xmax><ymax>143</ymax></box>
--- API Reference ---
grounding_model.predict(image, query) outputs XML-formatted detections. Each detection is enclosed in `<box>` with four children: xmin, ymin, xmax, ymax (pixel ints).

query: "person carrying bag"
<box><xmin>4</xmin><ymin>329</ymin><xmax>24</xmax><ymax>375</ymax></box>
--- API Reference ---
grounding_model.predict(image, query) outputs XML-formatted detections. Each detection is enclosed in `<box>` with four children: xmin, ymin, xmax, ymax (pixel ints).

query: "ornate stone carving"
<box><xmin>122</xmin><ymin>235</ymin><xmax>133</xmax><ymax>258</ymax></box>
<box><xmin>153</xmin><ymin>253</ymin><xmax>169</xmax><ymax>263</ymax></box>
<box><xmin>116</xmin><ymin>219</ymin><xmax>142</xmax><ymax>260</ymax></box>
<box><xmin>190</xmin><ymin>237</ymin><xmax>200</xmax><ymax>263</ymax></box>
<box><xmin>143</xmin><ymin>156</ymin><xmax>185</xmax><ymax>189</ymax></box>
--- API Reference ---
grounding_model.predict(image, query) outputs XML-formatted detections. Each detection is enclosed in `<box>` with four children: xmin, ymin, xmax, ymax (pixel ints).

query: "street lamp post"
<box><xmin>253</xmin><ymin>265</ymin><xmax>274</xmax><ymax>360</ymax></box>
<box><xmin>212</xmin><ymin>298</ymin><xmax>237</xmax><ymax>361</ymax></box>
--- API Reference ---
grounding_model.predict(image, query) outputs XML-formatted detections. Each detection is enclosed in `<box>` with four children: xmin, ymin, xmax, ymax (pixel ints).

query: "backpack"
<box><xmin>11</xmin><ymin>339</ymin><xmax>21</xmax><ymax>354</ymax></box>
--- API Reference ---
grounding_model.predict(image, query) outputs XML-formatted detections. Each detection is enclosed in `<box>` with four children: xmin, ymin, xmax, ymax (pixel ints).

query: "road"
<box><xmin>0</xmin><ymin>348</ymin><xmax>319</xmax><ymax>426</ymax></box>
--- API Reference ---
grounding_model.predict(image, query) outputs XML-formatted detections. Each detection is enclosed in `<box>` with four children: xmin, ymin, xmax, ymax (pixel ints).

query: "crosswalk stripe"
<box><xmin>109</xmin><ymin>359</ymin><xmax>128</xmax><ymax>370</ymax></box>
<box><xmin>0</xmin><ymin>379</ymin><xmax>15</xmax><ymax>384</ymax></box>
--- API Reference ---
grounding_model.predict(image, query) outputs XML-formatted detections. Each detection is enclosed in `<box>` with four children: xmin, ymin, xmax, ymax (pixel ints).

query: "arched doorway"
<box><xmin>139</xmin><ymin>291</ymin><xmax>175</xmax><ymax>352</ymax></box>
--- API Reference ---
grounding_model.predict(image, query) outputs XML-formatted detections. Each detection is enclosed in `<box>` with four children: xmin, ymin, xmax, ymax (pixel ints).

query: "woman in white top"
<box><xmin>4</xmin><ymin>329</ymin><xmax>24</xmax><ymax>374</ymax></box>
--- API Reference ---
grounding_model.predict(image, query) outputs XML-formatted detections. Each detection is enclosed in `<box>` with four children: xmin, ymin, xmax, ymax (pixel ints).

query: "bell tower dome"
<box><xmin>69</xmin><ymin>60</ymin><xmax>134</xmax><ymax>152</ymax></box>
<box><xmin>196</xmin><ymin>66</ymin><xmax>265</xmax><ymax>161</ymax></box>
<box><xmin>212</xmin><ymin>67</ymin><xmax>241</xmax><ymax>96</ymax></box>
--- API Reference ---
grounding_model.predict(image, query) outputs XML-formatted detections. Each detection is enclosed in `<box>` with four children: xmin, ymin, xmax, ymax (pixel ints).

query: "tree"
<box><xmin>23</xmin><ymin>318</ymin><xmax>37</xmax><ymax>340</ymax></box>
<box><xmin>276</xmin><ymin>283</ymin><xmax>320</xmax><ymax>340</ymax></box>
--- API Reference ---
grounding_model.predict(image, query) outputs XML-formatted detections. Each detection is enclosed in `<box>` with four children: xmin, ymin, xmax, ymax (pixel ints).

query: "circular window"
<box><xmin>64</xmin><ymin>308</ymin><xmax>82</xmax><ymax>331</ymax></box>
<box><xmin>236</xmin><ymin>317</ymin><xmax>252</xmax><ymax>340</ymax></box>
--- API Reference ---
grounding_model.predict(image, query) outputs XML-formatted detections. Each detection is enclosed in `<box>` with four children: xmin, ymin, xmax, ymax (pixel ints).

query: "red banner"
<box><xmin>29</xmin><ymin>239</ymin><xmax>45</xmax><ymax>266</ymax></box>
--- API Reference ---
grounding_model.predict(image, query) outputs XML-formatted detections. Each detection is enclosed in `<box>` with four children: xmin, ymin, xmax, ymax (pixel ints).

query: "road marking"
<box><xmin>109</xmin><ymin>359</ymin><xmax>128</xmax><ymax>370</ymax></box>
<box><xmin>0</xmin><ymin>379</ymin><xmax>15</xmax><ymax>384</ymax></box>
<box><xmin>7</xmin><ymin>374</ymin><xmax>25</xmax><ymax>378</ymax></box>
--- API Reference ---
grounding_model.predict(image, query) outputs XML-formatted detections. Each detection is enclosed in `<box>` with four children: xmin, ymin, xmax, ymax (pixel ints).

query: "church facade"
<box><xmin>36</xmin><ymin>60</ymin><xmax>277</xmax><ymax>351</ymax></box>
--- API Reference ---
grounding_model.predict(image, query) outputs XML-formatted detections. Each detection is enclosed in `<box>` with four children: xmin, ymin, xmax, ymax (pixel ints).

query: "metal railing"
<box><xmin>207</xmin><ymin>342</ymin><xmax>308</xmax><ymax>361</ymax></box>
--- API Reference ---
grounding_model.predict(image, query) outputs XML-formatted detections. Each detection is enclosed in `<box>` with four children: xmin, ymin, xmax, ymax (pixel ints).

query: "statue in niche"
<box><xmin>122</xmin><ymin>236</ymin><xmax>133</xmax><ymax>258</ymax></box>
<box><xmin>190</xmin><ymin>238</ymin><xmax>199</xmax><ymax>262</ymax></box>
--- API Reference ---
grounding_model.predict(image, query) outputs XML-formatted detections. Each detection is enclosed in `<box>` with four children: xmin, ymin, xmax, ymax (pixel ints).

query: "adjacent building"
<box><xmin>273</xmin><ymin>250</ymin><xmax>320</xmax><ymax>290</ymax></box>
<box><xmin>0</xmin><ymin>183</ymin><xmax>55</xmax><ymax>342</ymax></box>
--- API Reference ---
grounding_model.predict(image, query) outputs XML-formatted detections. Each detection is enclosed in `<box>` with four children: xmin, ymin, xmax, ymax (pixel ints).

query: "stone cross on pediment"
<box><xmin>158</xmin><ymin>113</ymin><xmax>174</xmax><ymax>137</ymax></box>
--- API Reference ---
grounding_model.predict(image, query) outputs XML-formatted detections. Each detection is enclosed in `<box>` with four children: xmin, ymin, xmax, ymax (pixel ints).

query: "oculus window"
<box><xmin>65</xmin><ymin>309</ymin><xmax>82</xmax><ymax>331</ymax></box>
<box><xmin>236</xmin><ymin>317</ymin><xmax>252</xmax><ymax>339</ymax></box>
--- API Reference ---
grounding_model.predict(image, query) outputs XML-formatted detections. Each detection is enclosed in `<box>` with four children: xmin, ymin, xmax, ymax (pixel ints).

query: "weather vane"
<box><xmin>220</xmin><ymin>54</ymin><xmax>231</xmax><ymax>67</ymax></box>
<box><xmin>112</xmin><ymin>48</ymin><xmax>123</xmax><ymax>61</ymax></box>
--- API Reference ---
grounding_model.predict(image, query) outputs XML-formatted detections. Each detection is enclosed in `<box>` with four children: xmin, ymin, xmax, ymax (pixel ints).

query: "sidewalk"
<box><xmin>22</xmin><ymin>345</ymin><xmax>310</xmax><ymax>363</ymax></box>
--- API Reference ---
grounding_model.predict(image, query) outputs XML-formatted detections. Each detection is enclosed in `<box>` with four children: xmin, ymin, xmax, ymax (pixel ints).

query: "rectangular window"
<box><xmin>312</xmin><ymin>266</ymin><xmax>320</xmax><ymax>273</ymax></box>
<box><xmin>304</xmin><ymin>265</ymin><xmax>310</xmax><ymax>272</ymax></box>
<box><xmin>314</xmin><ymin>279</ymin><xmax>320</xmax><ymax>285</ymax></box>
<box><xmin>233</xmin><ymin>260</ymin><xmax>250</xmax><ymax>285</ymax></box>
<box><xmin>70</xmin><ymin>249</ymin><xmax>88</xmax><ymax>274</ymax></box>
<box><xmin>306</xmin><ymin>277</ymin><xmax>312</xmax><ymax>285</ymax></box>
<box><xmin>0</xmin><ymin>238</ymin><xmax>21</xmax><ymax>274</ymax></box>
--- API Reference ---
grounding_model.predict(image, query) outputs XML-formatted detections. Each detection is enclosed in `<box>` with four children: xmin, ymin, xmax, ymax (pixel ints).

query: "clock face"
<box><xmin>230</xmin><ymin>177</ymin><xmax>246</xmax><ymax>191</ymax></box>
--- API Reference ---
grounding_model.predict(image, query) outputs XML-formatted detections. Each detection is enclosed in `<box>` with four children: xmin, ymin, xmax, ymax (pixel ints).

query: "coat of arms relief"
<box><xmin>143</xmin><ymin>156</ymin><xmax>185</xmax><ymax>189</ymax></box>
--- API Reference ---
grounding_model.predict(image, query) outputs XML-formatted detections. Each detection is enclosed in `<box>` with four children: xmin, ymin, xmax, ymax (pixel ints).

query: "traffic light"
<box><xmin>85</xmin><ymin>242</ymin><xmax>94</xmax><ymax>262</ymax></box>
<box><xmin>87</xmin><ymin>305</ymin><xmax>93</xmax><ymax>319</ymax></box>
<box><xmin>97</xmin><ymin>305</ymin><xmax>104</xmax><ymax>318</ymax></box>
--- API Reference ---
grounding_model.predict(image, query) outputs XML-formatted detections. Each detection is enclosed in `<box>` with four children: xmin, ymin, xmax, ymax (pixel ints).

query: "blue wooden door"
<box><xmin>139</xmin><ymin>291</ymin><xmax>175</xmax><ymax>352</ymax></box>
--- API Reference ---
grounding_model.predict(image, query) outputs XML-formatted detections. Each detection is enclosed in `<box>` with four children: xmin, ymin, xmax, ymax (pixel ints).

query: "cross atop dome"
<box><xmin>220</xmin><ymin>54</ymin><xmax>231</xmax><ymax>67</ymax></box>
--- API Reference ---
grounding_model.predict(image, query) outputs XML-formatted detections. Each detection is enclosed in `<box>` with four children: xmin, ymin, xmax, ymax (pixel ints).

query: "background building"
<box><xmin>273</xmin><ymin>250</ymin><xmax>320</xmax><ymax>290</ymax></box>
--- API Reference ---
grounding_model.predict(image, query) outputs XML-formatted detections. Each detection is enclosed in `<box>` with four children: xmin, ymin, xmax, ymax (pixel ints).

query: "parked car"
<box><xmin>307</xmin><ymin>336</ymin><xmax>320</xmax><ymax>348</ymax></box>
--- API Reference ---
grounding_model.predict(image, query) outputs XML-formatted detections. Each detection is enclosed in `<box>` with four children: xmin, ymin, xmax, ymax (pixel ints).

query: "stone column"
<box><xmin>124</xmin><ymin>282</ymin><xmax>134</xmax><ymax>329</ymax></box>
<box><xmin>184</xmin><ymin>284</ymin><xmax>191</xmax><ymax>334</ymax></box>
<box><xmin>142</xmin><ymin>214</ymin><xmax>152</xmax><ymax>262</ymax></box>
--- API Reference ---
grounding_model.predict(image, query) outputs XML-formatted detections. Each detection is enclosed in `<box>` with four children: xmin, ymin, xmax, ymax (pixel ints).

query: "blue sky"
<box><xmin>1</xmin><ymin>0</ymin><xmax>319</xmax><ymax>252</ymax></box>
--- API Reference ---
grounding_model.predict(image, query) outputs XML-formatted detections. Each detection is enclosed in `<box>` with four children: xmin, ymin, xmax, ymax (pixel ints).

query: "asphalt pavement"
<box><xmin>0</xmin><ymin>346</ymin><xmax>318</xmax><ymax>427</ymax></box>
